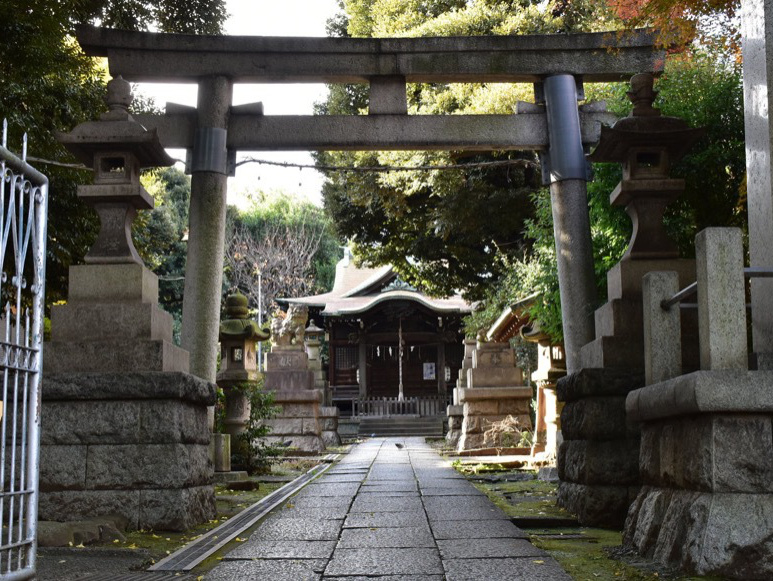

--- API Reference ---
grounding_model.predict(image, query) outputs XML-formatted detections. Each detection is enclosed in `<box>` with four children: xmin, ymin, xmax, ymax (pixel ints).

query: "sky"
<box><xmin>136</xmin><ymin>0</ymin><xmax>340</xmax><ymax>209</ymax></box>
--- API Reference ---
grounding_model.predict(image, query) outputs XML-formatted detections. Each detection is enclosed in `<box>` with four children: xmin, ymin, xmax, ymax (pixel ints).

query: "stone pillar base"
<box><xmin>445</xmin><ymin>404</ymin><xmax>463</xmax><ymax>448</ymax></box>
<box><xmin>456</xmin><ymin>387</ymin><xmax>532</xmax><ymax>452</ymax></box>
<box><xmin>624</xmin><ymin>370</ymin><xmax>773</xmax><ymax>578</ymax></box>
<box><xmin>39</xmin><ymin>372</ymin><xmax>217</xmax><ymax>531</ymax></box>
<box><xmin>556</xmin><ymin>367</ymin><xmax>643</xmax><ymax>527</ymax></box>
<box><xmin>265</xmin><ymin>389</ymin><xmax>326</xmax><ymax>453</ymax></box>
<box><xmin>319</xmin><ymin>405</ymin><xmax>342</xmax><ymax>447</ymax></box>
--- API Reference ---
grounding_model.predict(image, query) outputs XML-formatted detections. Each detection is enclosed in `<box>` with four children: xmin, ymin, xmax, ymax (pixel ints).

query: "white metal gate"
<box><xmin>0</xmin><ymin>121</ymin><xmax>48</xmax><ymax>580</ymax></box>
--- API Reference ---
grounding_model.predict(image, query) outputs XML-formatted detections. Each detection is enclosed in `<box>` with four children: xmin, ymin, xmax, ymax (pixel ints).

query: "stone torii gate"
<box><xmin>75</xmin><ymin>25</ymin><xmax>664</xmax><ymax>384</ymax></box>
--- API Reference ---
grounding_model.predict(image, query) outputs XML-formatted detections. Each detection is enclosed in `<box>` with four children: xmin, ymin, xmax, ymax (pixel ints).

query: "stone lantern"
<box><xmin>589</xmin><ymin>73</ymin><xmax>704</xmax><ymax>260</ymax></box>
<box><xmin>58</xmin><ymin>76</ymin><xmax>174</xmax><ymax>264</ymax></box>
<box><xmin>304</xmin><ymin>319</ymin><xmax>324</xmax><ymax>362</ymax></box>
<box><xmin>217</xmin><ymin>292</ymin><xmax>270</xmax><ymax>446</ymax></box>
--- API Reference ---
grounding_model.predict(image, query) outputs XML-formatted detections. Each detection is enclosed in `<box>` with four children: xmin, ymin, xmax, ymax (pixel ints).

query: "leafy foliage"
<box><xmin>0</xmin><ymin>0</ymin><xmax>225</xmax><ymax>307</ymax></box>
<box><xmin>319</xmin><ymin>0</ymin><xmax>621</xmax><ymax>300</ymax></box>
<box><xmin>216</xmin><ymin>379</ymin><xmax>282</xmax><ymax>475</ymax></box>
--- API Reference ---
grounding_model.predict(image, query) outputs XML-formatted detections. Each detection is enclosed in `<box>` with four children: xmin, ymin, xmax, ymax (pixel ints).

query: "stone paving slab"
<box><xmin>362</xmin><ymin>481</ymin><xmax>418</xmax><ymax>492</ymax></box>
<box><xmin>204</xmin><ymin>558</ymin><xmax>326</xmax><ymax>581</ymax></box>
<box><xmin>425</xmin><ymin>504</ymin><xmax>510</xmax><ymax>521</ymax></box>
<box><xmin>205</xmin><ymin>438</ymin><xmax>568</xmax><ymax>580</ymax></box>
<box><xmin>350</xmin><ymin>495</ymin><xmax>424</xmax><ymax>513</ymax></box>
<box><xmin>344</xmin><ymin>511</ymin><xmax>429</xmax><ymax>528</ymax></box>
<box><xmin>253</xmin><ymin>517</ymin><xmax>343</xmax><ymax>540</ymax></box>
<box><xmin>338</xmin><ymin>526</ymin><xmax>436</xmax><ymax>548</ymax></box>
<box><xmin>325</xmin><ymin>575</ymin><xmax>446</xmax><ymax>581</ymax></box>
<box><xmin>275</xmin><ymin>505</ymin><xmax>351</xmax><ymax>520</ymax></box>
<box><xmin>325</xmin><ymin>548</ymin><xmax>443</xmax><ymax>576</ymax></box>
<box><xmin>437</xmin><ymin>538</ymin><xmax>547</xmax><ymax>559</ymax></box>
<box><xmin>287</xmin><ymin>495</ymin><xmax>353</xmax><ymax>508</ymax></box>
<box><xmin>430</xmin><ymin>519</ymin><xmax>528</xmax><ymax>539</ymax></box>
<box><xmin>316</xmin><ymin>473</ymin><xmax>366</xmax><ymax>483</ymax></box>
<box><xmin>297</xmin><ymin>482</ymin><xmax>361</xmax><ymax>496</ymax></box>
<box><xmin>443</xmin><ymin>557</ymin><xmax>572</xmax><ymax>580</ymax></box>
<box><xmin>224</xmin><ymin>540</ymin><xmax>337</xmax><ymax>560</ymax></box>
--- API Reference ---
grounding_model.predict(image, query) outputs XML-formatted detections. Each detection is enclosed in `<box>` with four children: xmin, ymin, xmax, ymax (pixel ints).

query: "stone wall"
<box><xmin>556</xmin><ymin>368</ymin><xmax>643</xmax><ymax>527</ymax></box>
<box><xmin>39</xmin><ymin>372</ymin><xmax>216</xmax><ymax>531</ymax></box>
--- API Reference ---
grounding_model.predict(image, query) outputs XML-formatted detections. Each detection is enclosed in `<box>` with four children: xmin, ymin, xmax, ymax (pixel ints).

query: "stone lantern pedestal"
<box><xmin>557</xmin><ymin>74</ymin><xmax>704</xmax><ymax>527</ymax></box>
<box><xmin>305</xmin><ymin>320</ymin><xmax>341</xmax><ymax>447</ymax></box>
<box><xmin>456</xmin><ymin>338</ymin><xmax>532</xmax><ymax>452</ymax></box>
<box><xmin>263</xmin><ymin>306</ymin><xmax>326</xmax><ymax>453</ymax></box>
<box><xmin>40</xmin><ymin>78</ymin><xmax>216</xmax><ymax>531</ymax></box>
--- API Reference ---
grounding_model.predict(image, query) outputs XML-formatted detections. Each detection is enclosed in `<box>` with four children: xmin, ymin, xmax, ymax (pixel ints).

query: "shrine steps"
<box><xmin>358</xmin><ymin>417</ymin><xmax>445</xmax><ymax>437</ymax></box>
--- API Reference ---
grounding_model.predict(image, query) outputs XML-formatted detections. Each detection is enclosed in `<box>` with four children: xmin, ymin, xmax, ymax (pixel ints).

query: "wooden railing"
<box><xmin>353</xmin><ymin>395</ymin><xmax>448</xmax><ymax>418</ymax></box>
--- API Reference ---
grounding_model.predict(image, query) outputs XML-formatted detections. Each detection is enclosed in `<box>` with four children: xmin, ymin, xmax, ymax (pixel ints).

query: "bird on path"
<box><xmin>395</xmin><ymin>443</ymin><xmax>404</xmax><ymax>449</ymax></box>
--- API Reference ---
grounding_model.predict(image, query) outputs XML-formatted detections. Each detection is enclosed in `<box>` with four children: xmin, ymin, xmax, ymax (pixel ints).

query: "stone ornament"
<box><xmin>270</xmin><ymin>304</ymin><xmax>308</xmax><ymax>348</ymax></box>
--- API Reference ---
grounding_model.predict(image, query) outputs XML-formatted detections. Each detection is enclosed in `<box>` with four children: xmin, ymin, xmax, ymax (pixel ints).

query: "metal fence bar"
<box><xmin>662</xmin><ymin>267</ymin><xmax>773</xmax><ymax>311</ymax></box>
<box><xmin>0</xmin><ymin>121</ymin><xmax>48</xmax><ymax>581</ymax></box>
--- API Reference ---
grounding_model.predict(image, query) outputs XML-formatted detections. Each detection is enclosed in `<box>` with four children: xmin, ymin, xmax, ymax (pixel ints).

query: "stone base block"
<box><xmin>561</xmin><ymin>396</ymin><xmax>633</xmax><ymax>441</ymax></box>
<box><xmin>468</xmin><ymin>367</ymin><xmax>524</xmax><ymax>388</ymax></box>
<box><xmin>580</xmin><ymin>336</ymin><xmax>644</xmax><ymax>369</ymax></box>
<box><xmin>456</xmin><ymin>387</ymin><xmax>533</xmax><ymax>452</ymax></box>
<box><xmin>558</xmin><ymin>439</ymin><xmax>640</xmax><ymax>486</ymax></box>
<box><xmin>265</xmin><ymin>389</ymin><xmax>325</xmax><ymax>453</ymax></box>
<box><xmin>45</xmin><ymin>339</ymin><xmax>189</xmax><ymax>374</ymax></box>
<box><xmin>624</xmin><ymin>487</ymin><xmax>773</xmax><ymax>579</ymax></box>
<box><xmin>41</xmin><ymin>443</ymin><xmax>212</xmax><ymax>491</ymax></box>
<box><xmin>68</xmin><ymin>263</ymin><xmax>159</xmax><ymax>304</ymax></box>
<box><xmin>39</xmin><ymin>486</ymin><xmax>215</xmax><ymax>532</ymax></box>
<box><xmin>557</xmin><ymin>368</ymin><xmax>644</xmax><ymax>404</ymax></box>
<box><xmin>606</xmin><ymin>258</ymin><xmax>695</xmax><ymax>302</ymax></box>
<box><xmin>265</xmin><ymin>369</ymin><xmax>315</xmax><ymax>391</ymax></box>
<box><xmin>39</xmin><ymin>372</ymin><xmax>217</xmax><ymax>531</ymax></box>
<box><xmin>557</xmin><ymin>481</ymin><xmax>638</xmax><ymax>529</ymax></box>
<box><xmin>319</xmin><ymin>406</ymin><xmax>341</xmax><ymax>447</ymax></box>
<box><xmin>51</xmin><ymin>301</ymin><xmax>174</xmax><ymax>343</ymax></box>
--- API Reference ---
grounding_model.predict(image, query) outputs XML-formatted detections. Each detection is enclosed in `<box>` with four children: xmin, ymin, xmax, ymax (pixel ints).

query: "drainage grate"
<box><xmin>149</xmin><ymin>455</ymin><xmax>338</xmax><ymax>571</ymax></box>
<box><xmin>79</xmin><ymin>573</ymin><xmax>197</xmax><ymax>581</ymax></box>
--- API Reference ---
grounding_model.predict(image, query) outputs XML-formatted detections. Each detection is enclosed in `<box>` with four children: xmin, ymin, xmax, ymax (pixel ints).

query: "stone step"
<box><xmin>358</xmin><ymin>417</ymin><xmax>445</xmax><ymax>437</ymax></box>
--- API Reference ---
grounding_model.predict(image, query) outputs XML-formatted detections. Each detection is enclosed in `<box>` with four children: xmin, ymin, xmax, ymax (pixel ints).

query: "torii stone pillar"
<box><xmin>742</xmin><ymin>0</ymin><xmax>773</xmax><ymax>365</ymax></box>
<box><xmin>541</xmin><ymin>74</ymin><xmax>597</xmax><ymax>372</ymax></box>
<box><xmin>181</xmin><ymin>76</ymin><xmax>233</xmax><ymax>397</ymax></box>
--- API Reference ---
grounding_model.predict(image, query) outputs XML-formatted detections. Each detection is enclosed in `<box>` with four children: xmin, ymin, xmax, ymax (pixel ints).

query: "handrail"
<box><xmin>661</xmin><ymin>267</ymin><xmax>773</xmax><ymax>311</ymax></box>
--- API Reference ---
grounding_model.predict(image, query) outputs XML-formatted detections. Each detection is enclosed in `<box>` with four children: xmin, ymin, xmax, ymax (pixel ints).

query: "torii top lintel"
<box><xmin>76</xmin><ymin>25</ymin><xmax>664</xmax><ymax>84</ymax></box>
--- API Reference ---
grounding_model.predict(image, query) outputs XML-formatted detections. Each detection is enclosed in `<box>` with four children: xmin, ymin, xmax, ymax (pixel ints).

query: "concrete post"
<box><xmin>181</xmin><ymin>76</ymin><xmax>233</xmax><ymax>385</ymax></box>
<box><xmin>695</xmin><ymin>228</ymin><xmax>747</xmax><ymax>370</ymax></box>
<box><xmin>642</xmin><ymin>271</ymin><xmax>681</xmax><ymax>385</ymax></box>
<box><xmin>742</xmin><ymin>0</ymin><xmax>773</xmax><ymax>359</ymax></box>
<box><xmin>542</xmin><ymin>75</ymin><xmax>597</xmax><ymax>372</ymax></box>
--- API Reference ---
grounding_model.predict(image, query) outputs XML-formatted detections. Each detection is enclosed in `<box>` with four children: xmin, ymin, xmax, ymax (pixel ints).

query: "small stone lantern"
<box><xmin>589</xmin><ymin>73</ymin><xmax>704</xmax><ymax>260</ymax></box>
<box><xmin>304</xmin><ymin>319</ymin><xmax>324</xmax><ymax>362</ymax></box>
<box><xmin>217</xmin><ymin>292</ymin><xmax>270</xmax><ymax>469</ymax></box>
<box><xmin>58</xmin><ymin>76</ymin><xmax>174</xmax><ymax>264</ymax></box>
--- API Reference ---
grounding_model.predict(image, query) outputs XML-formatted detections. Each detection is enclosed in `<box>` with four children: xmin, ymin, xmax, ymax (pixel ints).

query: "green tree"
<box><xmin>318</xmin><ymin>1</ymin><xmax>623</xmax><ymax>300</ymax></box>
<box><xmin>467</xmin><ymin>48</ymin><xmax>745</xmax><ymax>340</ymax></box>
<box><xmin>0</xmin><ymin>0</ymin><xmax>226</xmax><ymax>306</ymax></box>
<box><xmin>134</xmin><ymin>167</ymin><xmax>191</xmax><ymax>340</ymax></box>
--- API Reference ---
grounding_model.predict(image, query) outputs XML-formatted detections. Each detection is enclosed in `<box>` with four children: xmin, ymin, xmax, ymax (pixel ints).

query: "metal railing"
<box><xmin>0</xmin><ymin>121</ymin><xmax>48</xmax><ymax>580</ymax></box>
<box><xmin>353</xmin><ymin>395</ymin><xmax>448</xmax><ymax>418</ymax></box>
<box><xmin>661</xmin><ymin>266</ymin><xmax>773</xmax><ymax>311</ymax></box>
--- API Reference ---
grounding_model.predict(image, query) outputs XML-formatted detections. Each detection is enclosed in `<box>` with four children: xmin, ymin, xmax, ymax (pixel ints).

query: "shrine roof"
<box><xmin>284</xmin><ymin>252</ymin><xmax>471</xmax><ymax>316</ymax></box>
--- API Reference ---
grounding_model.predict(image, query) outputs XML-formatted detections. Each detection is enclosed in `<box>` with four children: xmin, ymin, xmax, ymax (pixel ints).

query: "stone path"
<box><xmin>205</xmin><ymin>438</ymin><xmax>571</xmax><ymax>580</ymax></box>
